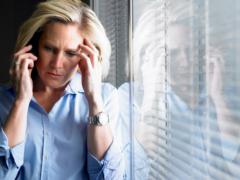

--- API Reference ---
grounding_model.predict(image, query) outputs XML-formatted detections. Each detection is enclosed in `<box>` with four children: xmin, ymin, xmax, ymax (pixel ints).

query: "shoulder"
<box><xmin>102</xmin><ymin>82</ymin><xmax>117</xmax><ymax>94</ymax></box>
<box><xmin>117</xmin><ymin>82</ymin><xmax>130</xmax><ymax>98</ymax></box>
<box><xmin>101</xmin><ymin>82</ymin><xmax>118</xmax><ymax>102</ymax></box>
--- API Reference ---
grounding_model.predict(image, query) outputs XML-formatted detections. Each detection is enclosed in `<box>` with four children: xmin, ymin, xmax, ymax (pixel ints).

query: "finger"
<box><xmin>20</xmin><ymin>58</ymin><xmax>34</xmax><ymax>75</ymax></box>
<box><xmin>79</xmin><ymin>53</ymin><xmax>93</xmax><ymax>73</ymax></box>
<box><xmin>18</xmin><ymin>53</ymin><xmax>38</xmax><ymax>61</ymax></box>
<box><xmin>14</xmin><ymin>45</ymin><xmax>32</xmax><ymax>57</ymax></box>
<box><xmin>78</xmin><ymin>48</ymin><xmax>95</xmax><ymax>68</ymax></box>
<box><xmin>78</xmin><ymin>44</ymin><xmax>97</xmax><ymax>66</ymax></box>
<box><xmin>15</xmin><ymin>59</ymin><xmax>21</xmax><ymax>75</ymax></box>
<box><xmin>79</xmin><ymin>44</ymin><xmax>95</xmax><ymax>57</ymax></box>
<box><xmin>83</xmin><ymin>38</ymin><xmax>98</xmax><ymax>52</ymax></box>
<box><xmin>83</xmin><ymin>39</ymin><xmax>100</xmax><ymax>60</ymax></box>
<box><xmin>12</xmin><ymin>55</ymin><xmax>37</xmax><ymax>72</ymax></box>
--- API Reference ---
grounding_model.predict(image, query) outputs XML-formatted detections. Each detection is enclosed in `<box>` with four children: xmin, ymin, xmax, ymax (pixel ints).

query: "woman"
<box><xmin>0</xmin><ymin>0</ymin><xmax>125</xmax><ymax>179</ymax></box>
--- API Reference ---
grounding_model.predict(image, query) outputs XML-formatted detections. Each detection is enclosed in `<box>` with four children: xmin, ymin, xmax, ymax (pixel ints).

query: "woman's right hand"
<box><xmin>10</xmin><ymin>45</ymin><xmax>38</xmax><ymax>102</ymax></box>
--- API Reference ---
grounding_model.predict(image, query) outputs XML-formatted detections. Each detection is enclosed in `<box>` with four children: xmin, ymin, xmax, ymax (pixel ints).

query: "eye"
<box><xmin>44</xmin><ymin>45</ymin><xmax>54</xmax><ymax>52</ymax></box>
<box><xmin>65</xmin><ymin>51</ymin><xmax>78</xmax><ymax>58</ymax></box>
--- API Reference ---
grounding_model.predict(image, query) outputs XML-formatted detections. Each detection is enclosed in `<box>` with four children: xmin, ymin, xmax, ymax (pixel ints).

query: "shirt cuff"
<box><xmin>0</xmin><ymin>127</ymin><xmax>25</xmax><ymax>168</ymax></box>
<box><xmin>221</xmin><ymin>135</ymin><xmax>239</xmax><ymax>162</ymax></box>
<box><xmin>87</xmin><ymin>138</ymin><xmax>125</xmax><ymax>178</ymax></box>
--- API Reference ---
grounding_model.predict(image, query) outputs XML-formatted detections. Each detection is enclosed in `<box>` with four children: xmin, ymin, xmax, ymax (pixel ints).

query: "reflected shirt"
<box><xmin>117</xmin><ymin>83</ymin><xmax>149</xmax><ymax>180</ymax></box>
<box><xmin>167</xmin><ymin>86</ymin><xmax>240</xmax><ymax>179</ymax></box>
<box><xmin>0</xmin><ymin>73</ymin><xmax>125</xmax><ymax>180</ymax></box>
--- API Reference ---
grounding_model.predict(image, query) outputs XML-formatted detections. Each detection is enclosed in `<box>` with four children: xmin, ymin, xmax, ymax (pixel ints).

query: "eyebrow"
<box><xmin>44</xmin><ymin>41</ymin><xmax>80</xmax><ymax>54</ymax></box>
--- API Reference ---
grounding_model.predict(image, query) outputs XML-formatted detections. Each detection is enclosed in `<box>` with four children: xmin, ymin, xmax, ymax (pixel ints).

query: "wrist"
<box><xmin>14</xmin><ymin>98</ymin><xmax>31</xmax><ymax>107</ymax></box>
<box><xmin>15</xmin><ymin>92</ymin><xmax>32</xmax><ymax>104</ymax></box>
<box><xmin>88</xmin><ymin>111</ymin><xmax>109</xmax><ymax>126</ymax></box>
<box><xmin>87</xmin><ymin>95</ymin><xmax>103</xmax><ymax>116</ymax></box>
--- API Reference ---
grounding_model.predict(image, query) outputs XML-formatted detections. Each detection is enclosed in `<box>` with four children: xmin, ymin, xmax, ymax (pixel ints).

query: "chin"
<box><xmin>40</xmin><ymin>78</ymin><xmax>69</xmax><ymax>90</ymax></box>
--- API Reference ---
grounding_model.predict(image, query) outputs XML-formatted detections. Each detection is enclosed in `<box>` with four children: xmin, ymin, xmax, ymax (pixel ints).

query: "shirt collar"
<box><xmin>65</xmin><ymin>73</ymin><xmax>84</xmax><ymax>94</ymax></box>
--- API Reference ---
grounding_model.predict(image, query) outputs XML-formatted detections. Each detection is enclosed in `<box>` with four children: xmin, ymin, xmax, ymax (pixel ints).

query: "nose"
<box><xmin>50</xmin><ymin>52</ymin><xmax>63</xmax><ymax>68</ymax></box>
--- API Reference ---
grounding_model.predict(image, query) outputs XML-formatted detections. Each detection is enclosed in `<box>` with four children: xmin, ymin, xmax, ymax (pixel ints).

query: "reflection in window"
<box><xmin>93</xmin><ymin>0</ymin><xmax>240</xmax><ymax>179</ymax></box>
<box><xmin>131</xmin><ymin>0</ymin><xmax>240</xmax><ymax>179</ymax></box>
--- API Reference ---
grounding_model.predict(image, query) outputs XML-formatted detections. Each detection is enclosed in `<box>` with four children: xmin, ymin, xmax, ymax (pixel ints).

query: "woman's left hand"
<box><xmin>206</xmin><ymin>47</ymin><xmax>224</xmax><ymax>102</ymax></box>
<box><xmin>78</xmin><ymin>38</ymin><xmax>103</xmax><ymax>114</ymax></box>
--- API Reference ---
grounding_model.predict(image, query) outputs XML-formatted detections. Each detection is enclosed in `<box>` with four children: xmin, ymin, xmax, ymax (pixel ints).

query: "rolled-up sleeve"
<box><xmin>221</xmin><ymin>135</ymin><xmax>239</xmax><ymax>162</ymax></box>
<box><xmin>87</xmin><ymin>84</ymin><xmax>126</xmax><ymax>179</ymax></box>
<box><xmin>0</xmin><ymin>127</ymin><xmax>25</xmax><ymax>179</ymax></box>
<box><xmin>87</xmin><ymin>139</ymin><xmax>126</xmax><ymax>180</ymax></box>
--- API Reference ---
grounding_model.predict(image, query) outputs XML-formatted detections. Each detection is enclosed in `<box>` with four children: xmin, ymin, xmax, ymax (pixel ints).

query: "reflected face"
<box><xmin>167</xmin><ymin>24</ymin><xmax>194</xmax><ymax>91</ymax></box>
<box><xmin>36</xmin><ymin>22</ymin><xmax>83</xmax><ymax>90</ymax></box>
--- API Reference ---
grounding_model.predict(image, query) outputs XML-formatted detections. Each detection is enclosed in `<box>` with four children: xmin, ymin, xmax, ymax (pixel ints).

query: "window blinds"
<box><xmin>92</xmin><ymin>0</ymin><xmax>240</xmax><ymax>179</ymax></box>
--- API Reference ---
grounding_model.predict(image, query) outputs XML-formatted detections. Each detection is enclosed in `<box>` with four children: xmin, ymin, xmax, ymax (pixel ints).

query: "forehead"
<box><xmin>167</xmin><ymin>24</ymin><xmax>191</xmax><ymax>49</ymax></box>
<box><xmin>40</xmin><ymin>22</ymin><xmax>84</xmax><ymax>46</ymax></box>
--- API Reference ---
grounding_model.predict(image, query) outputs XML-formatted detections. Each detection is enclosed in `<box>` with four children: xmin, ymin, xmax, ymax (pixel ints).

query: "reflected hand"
<box><xmin>141</xmin><ymin>46</ymin><xmax>162</xmax><ymax>113</ymax></box>
<box><xmin>10</xmin><ymin>45</ymin><xmax>37</xmax><ymax>102</ymax></box>
<box><xmin>206</xmin><ymin>47</ymin><xmax>224</xmax><ymax>101</ymax></box>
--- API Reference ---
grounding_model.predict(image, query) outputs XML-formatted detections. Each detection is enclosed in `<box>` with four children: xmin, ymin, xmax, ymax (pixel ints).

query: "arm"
<box><xmin>207</xmin><ymin>48</ymin><xmax>239</xmax><ymax>160</ymax></box>
<box><xmin>78</xmin><ymin>38</ymin><xmax>125</xmax><ymax>179</ymax></box>
<box><xmin>78</xmin><ymin>38</ymin><xmax>113</xmax><ymax>160</ymax></box>
<box><xmin>0</xmin><ymin>45</ymin><xmax>37</xmax><ymax>178</ymax></box>
<box><xmin>0</xmin><ymin>101</ymin><xmax>28</xmax><ymax>179</ymax></box>
<box><xmin>212</xmin><ymin>95</ymin><xmax>239</xmax><ymax>144</ymax></box>
<box><xmin>86</xmin><ymin>86</ymin><xmax>125</xmax><ymax>180</ymax></box>
<box><xmin>86</xmin><ymin>94</ymin><xmax>113</xmax><ymax>160</ymax></box>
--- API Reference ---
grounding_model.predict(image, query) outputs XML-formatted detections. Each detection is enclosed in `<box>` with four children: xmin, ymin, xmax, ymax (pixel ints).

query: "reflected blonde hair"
<box><xmin>133</xmin><ymin>0</ymin><xmax>192</xmax><ymax>82</ymax></box>
<box><xmin>15</xmin><ymin>0</ymin><xmax>111</xmax><ymax>78</ymax></box>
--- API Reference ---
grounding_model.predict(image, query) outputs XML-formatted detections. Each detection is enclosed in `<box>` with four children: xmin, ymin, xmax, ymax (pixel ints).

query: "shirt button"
<box><xmin>45</xmin><ymin>155</ymin><xmax>48</xmax><ymax>160</ymax></box>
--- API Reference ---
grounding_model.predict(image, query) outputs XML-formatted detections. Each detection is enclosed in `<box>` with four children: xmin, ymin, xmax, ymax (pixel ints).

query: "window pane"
<box><xmin>93</xmin><ymin>0</ymin><xmax>240</xmax><ymax>179</ymax></box>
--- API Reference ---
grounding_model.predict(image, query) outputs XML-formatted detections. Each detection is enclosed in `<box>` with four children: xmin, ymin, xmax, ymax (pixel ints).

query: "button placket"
<box><xmin>40</xmin><ymin>114</ymin><xmax>50</xmax><ymax>180</ymax></box>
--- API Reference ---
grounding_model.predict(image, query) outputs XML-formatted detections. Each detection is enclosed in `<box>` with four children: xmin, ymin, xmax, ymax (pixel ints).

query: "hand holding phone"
<box><xmin>10</xmin><ymin>45</ymin><xmax>38</xmax><ymax>102</ymax></box>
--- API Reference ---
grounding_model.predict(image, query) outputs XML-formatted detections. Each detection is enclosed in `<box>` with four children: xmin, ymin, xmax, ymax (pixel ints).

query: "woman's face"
<box><xmin>36</xmin><ymin>22</ymin><xmax>83</xmax><ymax>90</ymax></box>
<box><xmin>167</xmin><ymin>24</ymin><xmax>194</xmax><ymax>93</ymax></box>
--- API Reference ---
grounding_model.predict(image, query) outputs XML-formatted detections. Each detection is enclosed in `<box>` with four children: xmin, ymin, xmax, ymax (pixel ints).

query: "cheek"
<box><xmin>36</xmin><ymin>51</ymin><xmax>48</xmax><ymax>67</ymax></box>
<box><xmin>64</xmin><ymin>62</ymin><xmax>79</xmax><ymax>76</ymax></box>
<box><xmin>35</xmin><ymin>58</ymin><xmax>47</xmax><ymax>71</ymax></box>
<box><xmin>65</xmin><ymin>59</ymin><xmax>79</xmax><ymax>70</ymax></box>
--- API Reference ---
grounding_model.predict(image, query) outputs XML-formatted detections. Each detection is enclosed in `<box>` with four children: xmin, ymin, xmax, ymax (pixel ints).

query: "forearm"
<box><xmin>213</xmin><ymin>95</ymin><xmax>239</xmax><ymax>140</ymax></box>
<box><xmin>3</xmin><ymin>99</ymin><xmax>29</xmax><ymax>148</ymax></box>
<box><xmin>87</xmin><ymin>95</ymin><xmax>113</xmax><ymax>160</ymax></box>
<box><xmin>87</xmin><ymin>125</ymin><xmax>113</xmax><ymax>160</ymax></box>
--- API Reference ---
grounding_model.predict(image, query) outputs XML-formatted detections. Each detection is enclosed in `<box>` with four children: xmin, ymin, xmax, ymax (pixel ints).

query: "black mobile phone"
<box><xmin>28</xmin><ymin>32</ymin><xmax>41</xmax><ymax>79</ymax></box>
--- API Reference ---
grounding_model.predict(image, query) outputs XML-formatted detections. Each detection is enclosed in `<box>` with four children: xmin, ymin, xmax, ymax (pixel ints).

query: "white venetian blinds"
<box><xmin>92</xmin><ymin>0</ymin><xmax>240</xmax><ymax>179</ymax></box>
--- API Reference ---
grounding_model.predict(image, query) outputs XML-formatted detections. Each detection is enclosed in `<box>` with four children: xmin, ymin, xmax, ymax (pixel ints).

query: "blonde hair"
<box><xmin>15</xmin><ymin>0</ymin><xmax>111</xmax><ymax>78</ymax></box>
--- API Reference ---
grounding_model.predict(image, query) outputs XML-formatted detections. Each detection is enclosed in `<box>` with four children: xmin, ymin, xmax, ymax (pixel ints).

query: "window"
<box><xmin>92</xmin><ymin>0</ymin><xmax>240</xmax><ymax>179</ymax></box>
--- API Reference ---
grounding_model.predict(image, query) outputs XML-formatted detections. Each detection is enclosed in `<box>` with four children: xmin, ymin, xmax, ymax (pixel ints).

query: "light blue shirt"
<box><xmin>0</xmin><ymin>73</ymin><xmax>126</xmax><ymax>180</ymax></box>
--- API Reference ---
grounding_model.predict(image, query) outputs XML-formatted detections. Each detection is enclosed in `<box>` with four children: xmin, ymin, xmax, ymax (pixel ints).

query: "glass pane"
<box><xmin>94</xmin><ymin>0</ymin><xmax>240</xmax><ymax>179</ymax></box>
<box><xmin>131</xmin><ymin>0</ymin><xmax>240</xmax><ymax>179</ymax></box>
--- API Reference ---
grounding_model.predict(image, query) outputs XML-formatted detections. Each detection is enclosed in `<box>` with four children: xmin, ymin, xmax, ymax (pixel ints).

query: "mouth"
<box><xmin>47</xmin><ymin>72</ymin><xmax>63</xmax><ymax>77</ymax></box>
